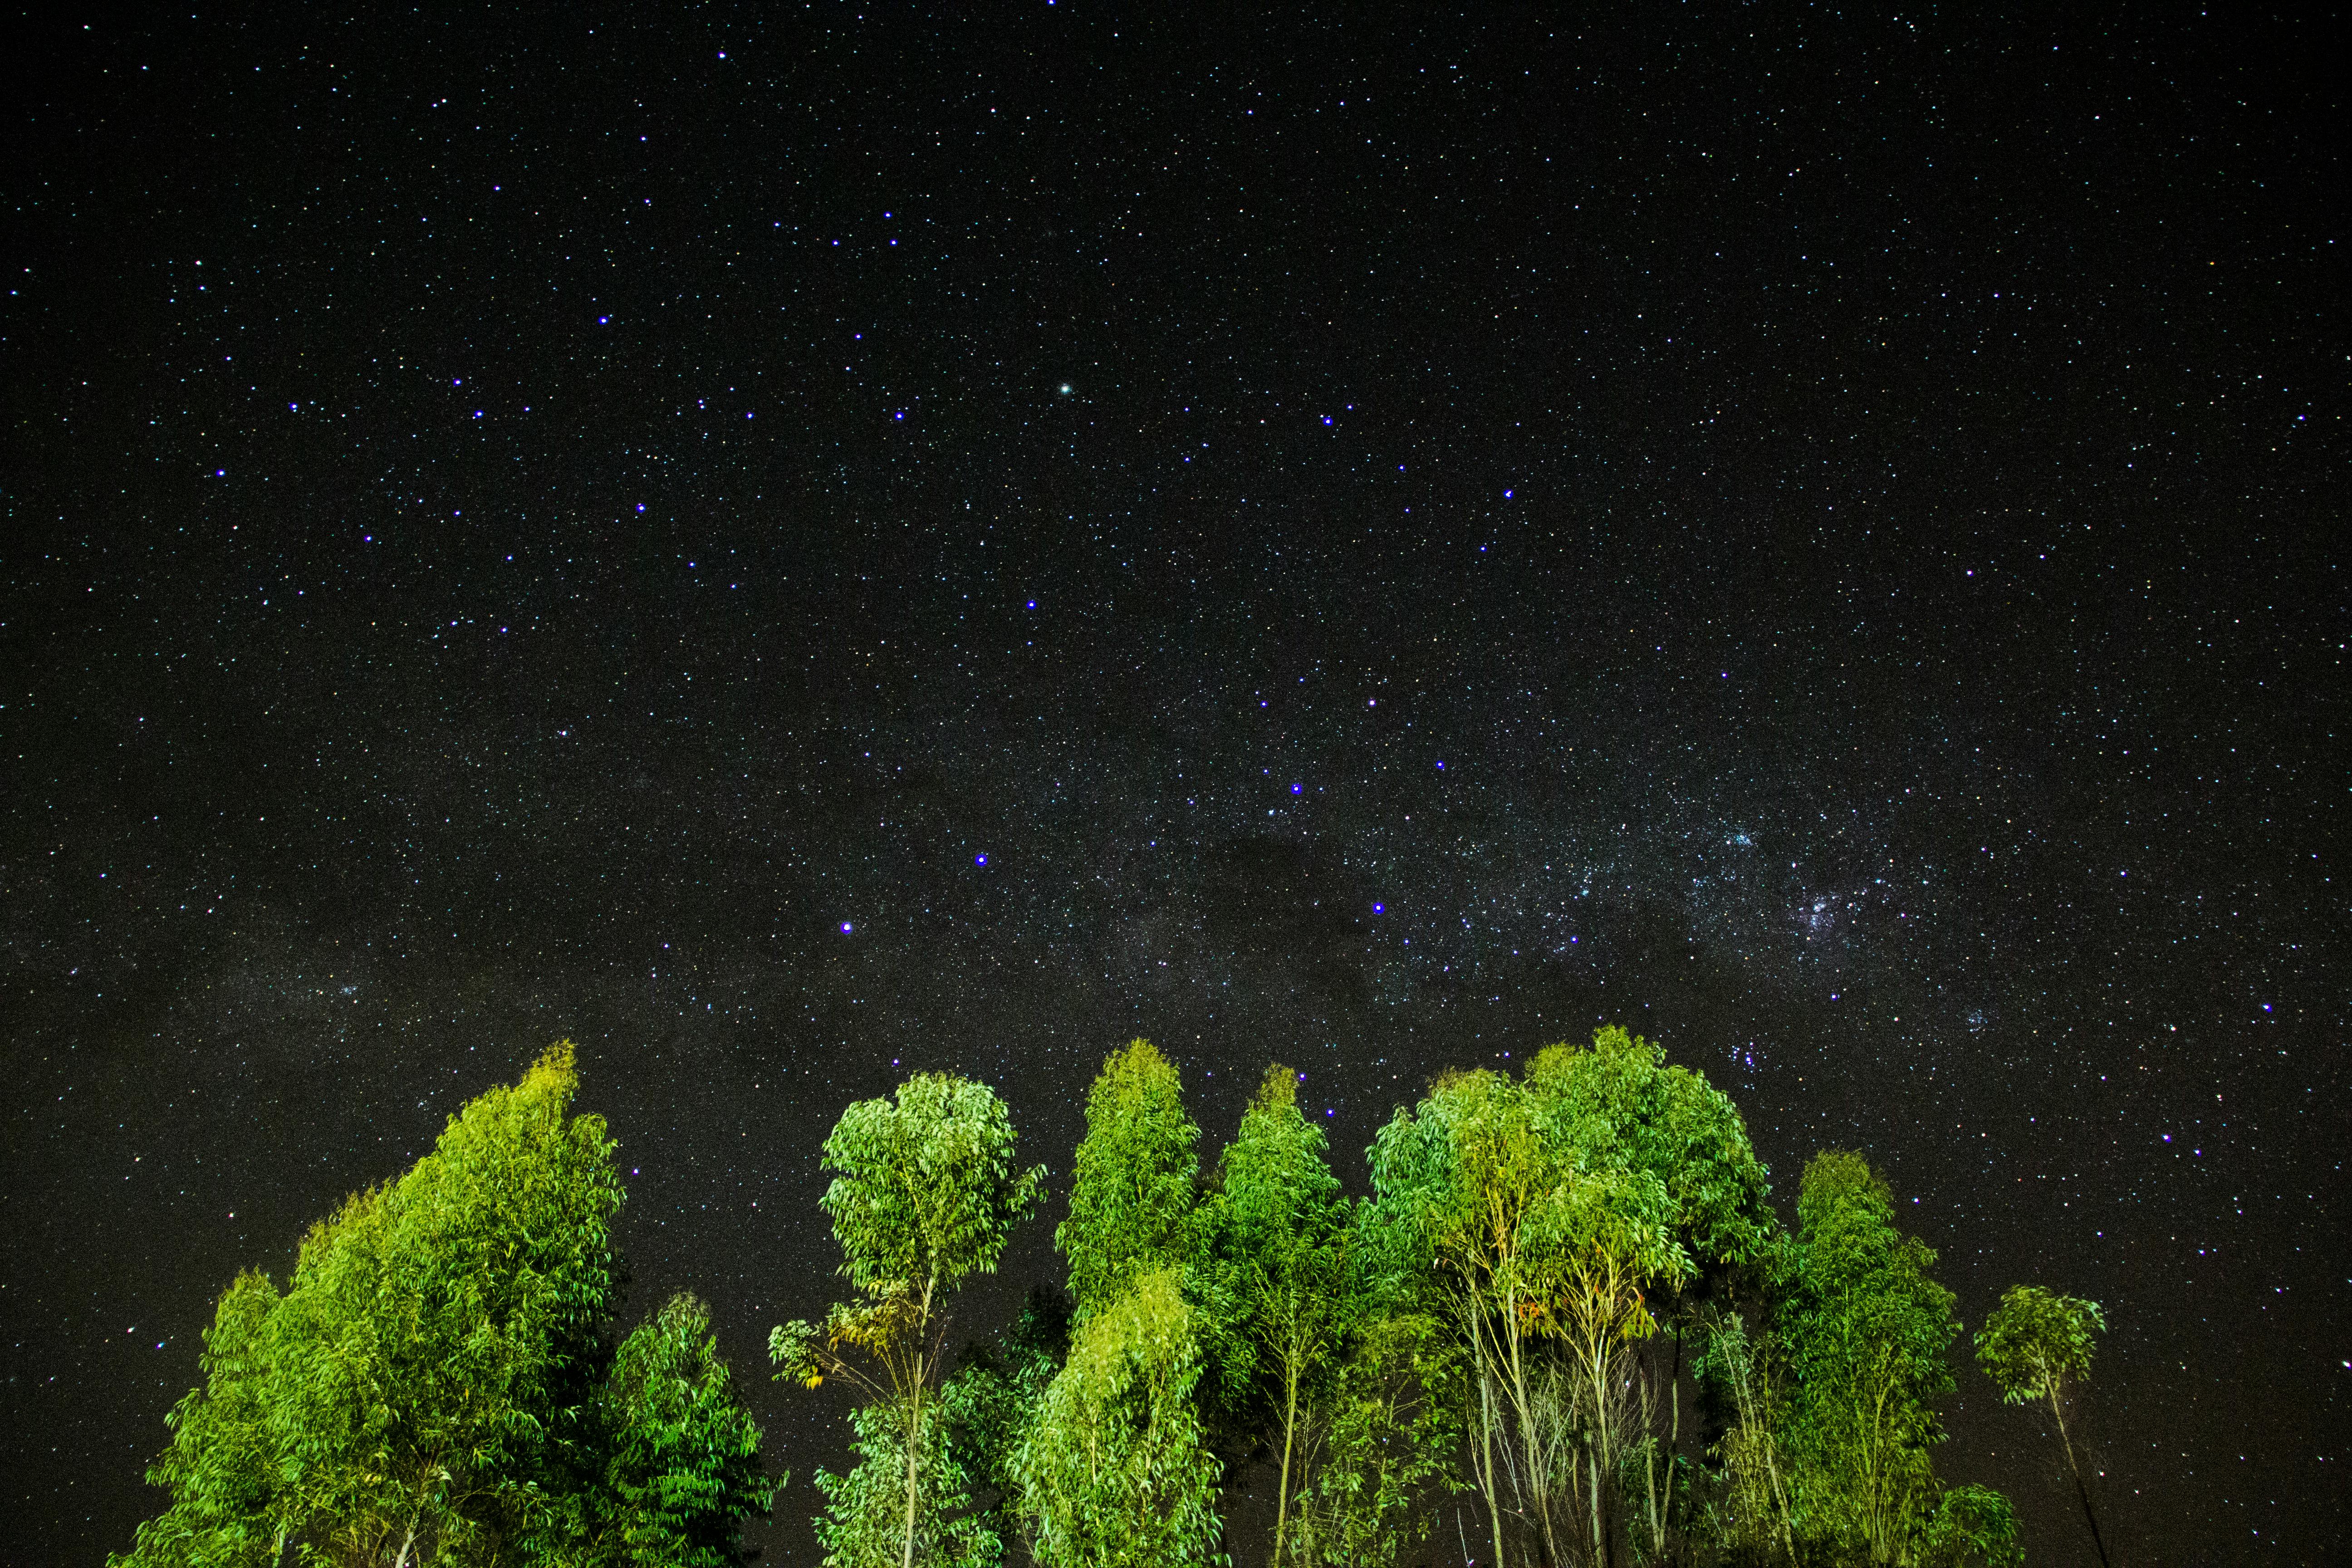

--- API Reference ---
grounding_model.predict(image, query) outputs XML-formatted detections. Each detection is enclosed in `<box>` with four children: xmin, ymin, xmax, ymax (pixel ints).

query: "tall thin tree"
<box><xmin>1975</xmin><ymin>1286</ymin><xmax>2112</xmax><ymax>1568</ymax></box>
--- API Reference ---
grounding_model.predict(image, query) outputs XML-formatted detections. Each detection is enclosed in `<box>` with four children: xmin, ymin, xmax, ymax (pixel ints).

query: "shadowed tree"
<box><xmin>941</xmin><ymin>1289</ymin><xmax>1073</xmax><ymax>1568</ymax></box>
<box><xmin>1286</xmin><ymin>1306</ymin><xmax>1465</xmax><ymax>1568</ymax></box>
<box><xmin>1976</xmin><ymin>1286</ymin><xmax>2112</xmax><ymax>1568</ymax></box>
<box><xmin>594</xmin><ymin>1292</ymin><xmax>777</xmax><ymax>1568</ymax></box>
<box><xmin>772</xmin><ymin>1073</ymin><xmax>1046</xmax><ymax>1568</ymax></box>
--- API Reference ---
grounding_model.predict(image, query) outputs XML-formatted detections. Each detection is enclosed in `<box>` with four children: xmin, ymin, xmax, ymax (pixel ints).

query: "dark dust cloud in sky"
<box><xmin>3</xmin><ymin>4</ymin><xmax>2341</xmax><ymax>1562</ymax></box>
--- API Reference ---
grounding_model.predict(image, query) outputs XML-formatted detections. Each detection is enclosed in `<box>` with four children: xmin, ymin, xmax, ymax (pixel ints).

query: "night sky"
<box><xmin>4</xmin><ymin>4</ymin><xmax>2342</xmax><ymax>1563</ymax></box>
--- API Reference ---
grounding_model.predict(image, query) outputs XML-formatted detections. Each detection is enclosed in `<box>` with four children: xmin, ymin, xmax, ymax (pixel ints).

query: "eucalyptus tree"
<box><xmin>1976</xmin><ymin>1285</ymin><xmax>2112</xmax><ymax>1568</ymax></box>
<box><xmin>1056</xmin><ymin>1039</ymin><xmax>1202</xmax><ymax>1321</ymax></box>
<box><xmin>1011</xmin><ymin>1269</ymin><xmax>1224</xmax><ymax>1568</ymax></box>
<box><xmin>1524</xmin><ymin>1026</ymin><xmax>1775</xmax><ymax>1563</ymax></box>
<box><xmin>1366</xmin><ymin>1066</ymin><xmax>1557</xmax><ymax>1568</ymax></box>
<box><xmin>772</xmin><ymin>1073</ymin><xmax>1046</xmax><ymax>1568</ymax></box>
<box><xmin>1779</xmin><ymin>1152</ymin><xmax>2018</xmax><ymax>1568</ymax></box>
<box><xmin>1207</xmin><ymin>1065</ymin><xmax>1353</xmax><ymax>1565</ymax></box>
<box><xmin>595</xmin><ymin>1293</ymin><xmax>777</xmax><ymax>1568</ymax></box>
<box><xmin>1526</xmin><ymin>1164</ymin><xmax>1690</xmax><ymax>1567</ymax></box>
<box><xmin>114</xmin><ymin>1043</ymin><xmax>775</xmax><ymax>1568</ymax></box>
<box><xmin>1017</xmin><ymin>1042</ymin><xmax>1223</xmax><ymax>1567</ymax></box>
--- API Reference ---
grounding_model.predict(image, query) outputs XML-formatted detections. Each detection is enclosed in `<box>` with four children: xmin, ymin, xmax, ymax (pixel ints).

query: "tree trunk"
<box><xmin>2049</xmin><ymin>1388</ymin><xmax>2112</xmax><ymax>1568</ymax></box>
<box><xmin>1663</xmin><ymin>1321</ymin><xmax>1683</xmax><ymax>1558</ymax></box>
<box><xmin>1479</xmin><ymin>1362</ymin><xmax>1509</xmax><ymax>1568</ymax></box>
<box><xmin>902</xmin><ymin>1378</ymin><xmax>923</xmax><ymax>1568</ymax></box>
<box><xmin>1274</xmin><ymin>1355</ymin><xmax>1300</xmax><ymax>1566</ymax></box>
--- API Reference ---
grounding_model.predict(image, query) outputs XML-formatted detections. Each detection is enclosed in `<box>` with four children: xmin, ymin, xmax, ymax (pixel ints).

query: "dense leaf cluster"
<box><xmin>113</xmin><ymin>1045</ymin><xmax>775</xmax><ymax>1568</ymax></box>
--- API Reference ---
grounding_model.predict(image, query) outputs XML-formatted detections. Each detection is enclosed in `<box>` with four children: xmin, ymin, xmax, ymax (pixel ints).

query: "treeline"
<box><xmin>117</xmin><ymin>1030</ymin><xmax>2113</xmax><ymax>1568</ymax></box>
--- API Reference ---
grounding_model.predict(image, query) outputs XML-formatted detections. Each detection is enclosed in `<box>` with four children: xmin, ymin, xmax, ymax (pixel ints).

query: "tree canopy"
<box><xmin>114</xmin><ymin>1043</ymin><xmax>774</xmax><ymax>1568</ymax></box>
<box><xmin>119</xmin><ymin>1024</ymin><xmax>2101</xmax><ymax>1568</ymax></box>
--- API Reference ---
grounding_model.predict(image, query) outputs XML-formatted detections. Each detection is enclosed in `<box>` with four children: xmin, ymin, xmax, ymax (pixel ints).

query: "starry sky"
<box><xmin>3</xmin><ymin>3</ymin><xmax>2342</xmax><ymax>1563</ymax></box>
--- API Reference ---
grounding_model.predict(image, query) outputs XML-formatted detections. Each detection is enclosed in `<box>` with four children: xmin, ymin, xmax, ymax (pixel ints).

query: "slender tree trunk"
<box><xmin>903</xmin><ymin>1274</ymin><xmax>937</xmax><ymax>1568</ymax></box>
<box><xmin>1274</xmin><ymin>1353</ymin><xmax>1300</xmax><ymax>1566</ymax></box>
<box><xmin>393</xmin><ymin>1518</ymin><xmax>418</xmax><ymax>1568</ymax></box>
<box><xmin>2048</xmin><ymin>1388</ymin><xmax>2113</xmax><ymax>1568</ymax></box>
<box><xmin>1505</xmin><ymin>1301</ymin><xmax>1560</xmax><ymax>1568</ymax></box>
<box><xmin>1478</xmin><ymin>1355</ymin><xmax>1509</xmax><ymax>1568</ymax></box>
<box><xmin>902</xmin><ymin>1376</ymin><xmax>923</xmax><ymax>1568</ymax></box>
<box><xmin>1662</xmin><ymin>1320</ymin><xmax>1683</xmax><ymax>1559</ymax></box>
<box><xmin>1588</xmin><ymin>1447</ymin><xmax>1604</xmax><ymax>1568</ymax></box>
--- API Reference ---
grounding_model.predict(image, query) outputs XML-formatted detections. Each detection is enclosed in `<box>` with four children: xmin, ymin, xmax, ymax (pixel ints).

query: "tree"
<box><xmin>1367</xmin><ymin>1066</ymin><xmax>1574</xmax><ymax>1568</ymax></box>
<box><xmin>1017</xmin><ymin>1042</ymin><xmax>1224</xmax><ymax>1568</ymax></box>
<box><xmin>113</xmin><ymin>1042</ymin><xmax>775</xmax><ymax>1568</ymax></box>
<box><xmin>595</xmin><ymin>1293</ymin><xmax>777</xmax><ymax>1568</ymax></box>
<box><xmin>1057</xmin><ymin>1040</ymin><xmax>1202</xmax><ymax>1322</ymax></box>
<box><xmin>942</xmin><ymin>1289</ymin><xmax>1073</xmax><ymax>1568</ymax></box>
<box><xmin>772</xmin><ymin>1073</ymin><xmax>1046</xmax><ymax>1568</ymax></box>
<box><xmin>1286</xmin><ymin>1309</ymin><xmax>1464</xmax><ymax>1568</ymax></box>
<box><xmin>1527</xmin><ymin>1163</ymin><xmax>1690</xmax><ymax>1568</ymax></box>
<box><xmin>1011</xmin><ymin>1269</ymin><xmax>1225</xmax><ymax>1568</ymax></box>
<box><xmin>1524</xmin><ymin>1025</ymin><xmax>1776</xmax><ymax>1564</ymax></box>
<box><xmin>1976</xmin><ymin>1285</ymin><xmax>2112</xmax><ymax>1568</ymax></box>
<box><xmin>1779</xmin><ymin>1152</ymin><xmax>2017</xmax><ymax>1568</ymax></box>
<box><xmin>1207</xmin><ymin>1065</ymin><xmax>1352</xmax><ymax>1565</ymax></box>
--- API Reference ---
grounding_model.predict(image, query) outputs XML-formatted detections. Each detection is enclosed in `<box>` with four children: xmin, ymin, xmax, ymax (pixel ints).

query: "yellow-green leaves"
<box><xmin>1058</xmin><ymin>1041</ymin><xmax>1201</xmax><ymax>1323</ymax></box>
<box><xmin>819</xmin><ymin>1072</ymin><xmax>1046</xmax><ymax>1300</ymax></box>
<box><xmin>1975</xmin><ymin>1285</ymin><xmax>2111</xmax><ymax>1567</ymax></box>
<box><xmin>783</xmin><ymin>1072</ymin><xmax>1044</xmax><ymax>1568</ymax></box>
<box><xmin>117</xmin><ymin>1043</ymin><xmax>770</xmax><ymax>1568</ymax></box>
<box><xmin>1975</xmin><ymin>1284</ymin><xmax>2105</xmax><ymax>1407</ymax></box>
<box><xmin>1014</xmin><ymin>1269</ymin><xmax>1224</xmax><ymax>1568</ymax></box>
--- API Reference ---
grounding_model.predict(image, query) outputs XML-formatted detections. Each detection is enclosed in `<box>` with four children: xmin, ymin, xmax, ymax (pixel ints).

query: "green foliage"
<box><xmin>1975</xmin><ymin>1285</ymin><xmax>2105</xmax><ymax>1407</ymax></box>
<box><xmin>1690</xmin><ymin>1303</ymin><xmax>1798</xmax><ymax>1567</ymax></box>
<box><xmin>1287</xmin><ymin>1310</ymin><xmax>1465</xmax><ymax>1568</ymax></box>
<box><xmin>813</xmin><ymin>1396</ymin><xmax>986</xmax><ymax>1568</ymax></box>
<box><xmin>114</xmin><ymin>1043</ymin><xmax>774</xmax><ymax>1568</ymax></box>
<box><xmin>1057</xmin><ymin>1040</ymin><xmax>1202</xmax><ymax>1323</ymax></box>
<box><xmin>1779</xmin><ymin>1151</ymin><xmax>2010</xmax><ymax>1568</ymax></box>
<box><xmin>1525</xmin><ymin>1024</ymin><xmax>1776</xmax><ymax>1276</ymax></box>
<box><xmin>1975</xmin><ymin>1284</ymin><xmax>2112</xmax><ymax>1567</ymax></box>
<box><xmin>777</xmin><ymin>1072</ymin><xmax>1044</xmax><ymax>1568</ymax></box>
<box><xmin>1918</xmin><ymin>1485</ymin><xmax>2024</xmax><ymax>1568</ymax></box>
<box><xmin>116</xmin><ymin>1270</ymin><xmax>284</xmax><ymax>1568</ymax></box>
<box><xmin>820</xmin><ymin>1073</ymin><xmax>1048</xmax><ymax>1301</ymax></box>
<box><xmin>597</xmin><ymin>1293</ymin><xmax>776</xmax><ymax>1568</ymax></box>
<box><xmin>1014</xmin><ymin>1269</ymin><xmax>1225</xmax><ymax>1568</ymax></box>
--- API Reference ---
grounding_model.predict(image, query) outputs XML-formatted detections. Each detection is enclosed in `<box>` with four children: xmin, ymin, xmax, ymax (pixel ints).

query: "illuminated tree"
<box><xmin>1779</xmin><ymin>1152</ymin><xmax>2018</xmax><ymax>1568</ymax></box>
<box><xmin>1206</xmin><ymin>1065</ymin><xmax>1352</xmax><ymax>1564</ymax></box>
<box><xmin>771</xmin><ymin>1073</ymin><xmax>1045</xmax><ymax>1568</ymax></box>
<box><xmin>1976</xmin><ymin>1285</ymin><xmax>2112</xmax><ymax>1568</ymax></box>
<box><xmin>113</xmin><ymin>1044</ymin><xmax>774</xmax><ymax>1568</ymax></box>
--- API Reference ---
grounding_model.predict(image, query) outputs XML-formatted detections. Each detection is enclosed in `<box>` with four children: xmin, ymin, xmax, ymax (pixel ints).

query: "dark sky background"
<box><xmin>3</xmin><ymin>3</ymin><xmax>2342</xmax><ymax>1563</ymax></box>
